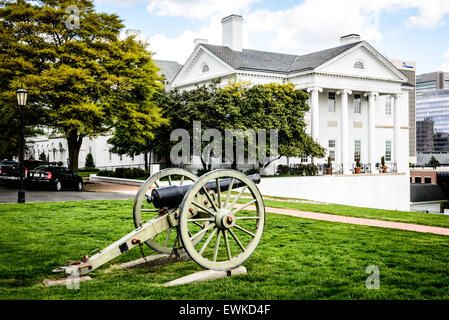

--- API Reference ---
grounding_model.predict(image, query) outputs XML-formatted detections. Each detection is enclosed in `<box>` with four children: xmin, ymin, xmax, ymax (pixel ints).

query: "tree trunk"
<box><xmin>66</xmin><ymin>131</ymin><xmax>83</xmax><ymax>173</ymax></box>
<box><xmin>144</xmin><ymin>152</ymin><xmax>149</xmax><ymax>171</ymax></box>
<box><xmin>262</xmin><ymin>155</ymin><xmax>282</xmax><ymax>169</ymax></box>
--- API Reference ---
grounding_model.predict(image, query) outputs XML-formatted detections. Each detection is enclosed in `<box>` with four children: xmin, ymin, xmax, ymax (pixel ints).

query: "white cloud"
<box><xmin>405</xmin><ymin>0</ymin><xmax>449</xmax><ymax>28</ymax></box>
<box><xmin>144</xmin><ymin>0</ymin><xmax>449</xmax><ymax>62</ymax></box>
<box><xmin>147</xmin><ymin>0</ymin><xmax>260</xmax><ymax>20</ymax></box>
<box><xmin>444</xmin><ymin>48</ymin><xmax>449</xmax><ymax>59</ymax></box>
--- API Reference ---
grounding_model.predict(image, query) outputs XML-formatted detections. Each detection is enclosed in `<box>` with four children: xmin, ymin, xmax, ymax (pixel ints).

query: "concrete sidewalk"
<box><xmin>236</xmin><ymin>204</ymin><xmax>449</xmax><ymax>236</ymax></box>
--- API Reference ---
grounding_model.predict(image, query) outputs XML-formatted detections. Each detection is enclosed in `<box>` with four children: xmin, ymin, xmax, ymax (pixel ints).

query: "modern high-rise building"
<box><xmin>388</xmin><ymin>59</ymin><xmax>416</xmax><ymax>162</ymax></box>
<box><xmin>416</xmin><ymin>72</ymin><xmax>449</xmax><ymax>96</ymax></box>
<box><xmin>416</xmin><ymin>117</ymin><xmax>434</xmax><ymax>152</ymax></box>
<box><xmin>416</xmin><ymin>88</ymin><xmax>449</xmax><ymax>153</ymax></box>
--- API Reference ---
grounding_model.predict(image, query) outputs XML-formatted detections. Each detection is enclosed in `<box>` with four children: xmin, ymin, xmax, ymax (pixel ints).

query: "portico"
<box><xmin>303</xmin><ymin>86</ymin><xmax>407</xmax><ymax>174</ymax></box>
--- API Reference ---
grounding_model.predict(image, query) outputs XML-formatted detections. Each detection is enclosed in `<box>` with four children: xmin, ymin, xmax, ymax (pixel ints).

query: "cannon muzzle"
<box><xmin>150</xmin><ymin>173</ymin><xmax>260</xmax><ymax>209</ymax></box>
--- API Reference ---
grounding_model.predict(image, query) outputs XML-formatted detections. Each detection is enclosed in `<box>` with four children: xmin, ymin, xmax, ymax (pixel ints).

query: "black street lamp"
<box><xmin>16</xmin><ymin>87</ymin><xmax>28</xmax><ymax>203</ymax></box>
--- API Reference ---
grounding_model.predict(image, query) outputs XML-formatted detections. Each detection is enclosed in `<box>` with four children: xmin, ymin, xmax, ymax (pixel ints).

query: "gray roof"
<box><xmin>410</xmin><ymin>184</ymin><xmax>448</xmax><ymax>202</ymax></box>
<box><xmin>200</xmin><ymin>41</ymin><xmax>362</xmax><ymax>74</ymax></box>
<box><xmin>154</xmin><ymin>60</ymin><xmax>183</xmax><ymax>83</ymax></box>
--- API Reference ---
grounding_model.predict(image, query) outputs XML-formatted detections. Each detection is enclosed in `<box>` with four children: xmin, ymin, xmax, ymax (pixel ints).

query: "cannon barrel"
<box><xmin>150</xmin><ymin>173</ymin><xmax>261</xmax><ymax>209</ymax></box>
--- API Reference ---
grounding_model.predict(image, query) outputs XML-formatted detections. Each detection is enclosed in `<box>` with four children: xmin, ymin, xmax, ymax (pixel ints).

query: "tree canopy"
<box><xmin>140</xmin><ymin>80</ymin><xmax>325</xmax><ymax>170</ymax></box>
<box><xmin>0</xmin><ymin>0</ymin><xmax>165</xmax><ymax>171</ymax></box>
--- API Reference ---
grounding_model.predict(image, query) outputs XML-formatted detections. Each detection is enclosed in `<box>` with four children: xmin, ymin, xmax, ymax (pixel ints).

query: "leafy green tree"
<box><xmin>84</xmin><ymin>152</ymin><xmax>95</xmax><ymax>169</ymax></box>
<box><xmin>151</xmin><ymin>81</ymin><xmax>325</xmax><ymax>170</ymax></box>
<box><xmin>428</xmin><ymin>156</ymin><xmax>440</xmax><ymax>167</ymax></box>
<box><xmin>0</xmin><ymin>0</ymin><xmax>165</xmax><ymax>172</ymax></box>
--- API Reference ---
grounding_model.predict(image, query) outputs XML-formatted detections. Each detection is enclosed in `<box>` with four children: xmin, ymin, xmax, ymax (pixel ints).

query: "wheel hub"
<box><xmin>215</xmin><ymin>208</ymin><xmax>236</xmax><ymax>230</ymax></box>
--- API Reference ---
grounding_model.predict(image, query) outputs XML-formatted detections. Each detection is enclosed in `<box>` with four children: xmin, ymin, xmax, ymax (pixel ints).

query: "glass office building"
<box><xmin>416</xmin><ymin>72</ymin><xmax>449</xmax><ymax>97</ymax></box>
<box><xmin>416</xmin><ymin>89</ymin><xmax>449</xmax><ymax>152</ymax></box>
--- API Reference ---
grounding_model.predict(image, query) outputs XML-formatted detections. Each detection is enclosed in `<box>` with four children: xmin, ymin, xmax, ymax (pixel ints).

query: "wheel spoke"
<box><xmin>164</xmin><ymin>228</ymin><xmax>172</xmax><ymax>247</ymax></box>
<box><xmin>141</xmin><ymin>209</ymin><xmax>159</xmax><ymax>212</ymax></box>
<box><xmin>180</xmin><ymin>176</ymin><xmax>185</xmax><ymax>186</ymax></box>
<box><xmin>231</xmin><ymin>199</ymin><xmax>256</xmax><ymax>215</ymax></box>
<box><xmin>168</xmin><ymin>175</ymin><xmax>172</xmax><ymax>185</ymax></box>
<box><xmin>228</xmin><ymin>228</ymin><xmax>246</xmax><ymax>252</ymax></box>
<box><xmin>223</xmin><ymin>230</ymin><xmax>232</xmax><ymax>260</ymax></box>
<box><xmin>192</xmin><ymin>201</ymin><xmax>216</xmax><ymax>216</ymax></box>
<box><xmin>213</xmin><ymin>230</ymin><xmax>222</xmax><ymax>262</ymax></box>
<box><xmin>234</xmin><ymin>224</ymin><xmax>256</xmax><ymax>237</ymax></box>
<box><xmin>229</xmin><ymin>186</ymin><xmax>247</xmax><ymax>210</ymax></box>
<box><xmin>235</xmin><ymin>216</ymin><xmax>260</xmax><ymax>220</ymax></box>
<box><xmin>192</xmin><ymin>221</ymin><xmax>203</xmax><ymax>228</ymax></box>
<box><xmin>154</xmin><ymin>181</ymin><xmax>160</xmax><ymax>188</ymax></box>
<box><xmin>224</xmin><ymin>177</ymin><xmax>234</xmax><ymax>208</ymax></box>
<box><xmin>199</xmin><ymin>227</ymin><xmax>218</xmax><ymax>255</ymax></box>
<box><xmin>187</xmin><ymin>217</ymin><xmax>214</xmax><ymax>222</ymax></box>
<box><xmin>202</xmin><ymin>186</ymin><xmax>218</xmax><ymax>212</ymax></box>
<box><xmin>190</xmin><ymin>223</ymin><xmax>215</xmax><ymax>241</ymax></box>
<box><xmin>216</xmin><ymin>178</ymin><xmax>222</xmax><ymax>209</ymax></box>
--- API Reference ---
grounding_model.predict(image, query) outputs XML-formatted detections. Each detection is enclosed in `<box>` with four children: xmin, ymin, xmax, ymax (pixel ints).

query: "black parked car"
<box><xmin>26</xmin><ymin>165</ymin><xmax>83</xmax><ymax>191</ymax></box>
<box><xmin>0</xmin><ymin>160</ymin><xmax>51</xmax><ymax>185</ymax></box>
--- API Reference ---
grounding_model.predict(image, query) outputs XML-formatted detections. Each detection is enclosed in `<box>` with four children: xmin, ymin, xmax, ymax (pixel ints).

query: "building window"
<box><xmin>354</xmin><ymin>94</ymin><xmax>361</xmax><ymax>114</ymax></box>
<box><xmin>328</xmin><ymin>139</ymin><xmax>336</xmax><ymax>148</ymax></box>
<box><xmin>202</xmin><ymin>63</ymin><xmax>209</xmax><ymax>73</ymax></box>
<box><xmin>385</xmin><ymin>140</ymin><xmax>392</xmax><ymax>161</ymax></box>
<box><xmin>354</xmin><ymin>140</ymin><xmax>361</xmax><ymax>161</ymax></box>
<box><xmin>301</xmin><ymin>155</ymin><xmax>308</xmax><ymax>163</ymax></box>
<box><xmin>424</xmin><ymin>177</ymin><xmax>432</xmax><ymax>184</ymax></box>
<box><xmin>329</xmin><ymin>150</ymin><xmax>335</xmax><ymax>161</ymax></box>
<box><xmin>328</xmin><ymin>92</ymin><xmax>336</xmax><ymax>112</ymax></box>
<box><xmin>354</xmin><ymin>61</ymin><xmax>364</xmax><ymax>69</ymax></box>
<box><xmin>385</xmin><ymin>96</ymin><xmax>392</xmax><ymax>116</ymax></box>
<box><xmin>415</xmin><ymin>176</ymin><xmax>422</xmax><ymax>183</ymax></box>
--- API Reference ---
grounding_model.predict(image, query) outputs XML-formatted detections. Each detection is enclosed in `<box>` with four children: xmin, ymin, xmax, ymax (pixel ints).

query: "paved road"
<box><xmin>0</xmin><ymin>182</ymin><xmax>135</xmax><ymax>204</ymax></box>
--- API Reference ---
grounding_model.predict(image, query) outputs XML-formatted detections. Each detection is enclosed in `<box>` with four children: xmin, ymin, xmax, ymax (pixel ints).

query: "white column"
<box><xmin>364</xmin><ymin>92</ymin><xmax>379</xmax><ymax>171</ymax></box>
<box><xmin>307</xmin><ymin>87</ymin><xmax>323</xmax><ymax>164</ymax></box>
<box><xmin>337</xmin><ymin>89</ymin><xmax>352</xmax><ymax>174</ymax></box>
<box><xmin>393</xmin><ymin>94</ymin><xmax>401</xmax><ymax>170</ymax></box>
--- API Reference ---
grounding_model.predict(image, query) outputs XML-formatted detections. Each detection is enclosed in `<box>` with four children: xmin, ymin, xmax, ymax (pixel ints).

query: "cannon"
<box><xmin>53</xmin><ymin>169</ymin><xmax>265</xmax><ymax>276</ymax></box>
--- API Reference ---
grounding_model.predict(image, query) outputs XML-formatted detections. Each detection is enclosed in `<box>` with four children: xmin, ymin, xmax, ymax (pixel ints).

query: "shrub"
<box><xmin>276</xmin><ymin>163</ymin><xmax>318</xmax><ymax>176</ymax></box>
<box><xmin>39</xmin><ymin>152</ymin><xmax>47</xmax><ymax>161</ymax></box>
<box><xmin>98</xmin><ymin>170</ymin><xmax>115</xmax><ymax>177</ymax></box>
<box><xmin>244</xmin><ymin>168</ymin><xmax>260</xmax><ymax>175</ymax></box>
<box><xmin>440</xmin><ymin>201</ymin><xmax>449</xmax><ymax>213</ymax></box>
<box><xmin>98</xmin><ymin>168</ymin><xmax>150</xmax><ymax>179</ymax></box>
<box><xmin>196</xmin><ymin>168</ymin><xmax>211</xmax><ymax>177</ymax></box>
<box><xmin>84</xmin><ymin>153</ymin><xmax>95</xmax><ymax>169</ymax></box>
<box><xmin>276</xmin><ymin>165</ymin><xmax>291</xmax><ymax>175</ymax></box>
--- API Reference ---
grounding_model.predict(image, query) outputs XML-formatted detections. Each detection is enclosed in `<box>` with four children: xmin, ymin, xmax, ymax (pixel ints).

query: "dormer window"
<box><xmin>354</xmin><ymin>61</ymin><xmax>364</xmax><ymax>69</ymax></box>
<box><xmin>201</xmin><ymin>63</ymin><xmax>209</xmax><ymax>73</ymax></box>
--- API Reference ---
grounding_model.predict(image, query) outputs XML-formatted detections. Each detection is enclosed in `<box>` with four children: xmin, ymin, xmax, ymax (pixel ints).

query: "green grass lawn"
<box><xmin>1</xmin><ymin>199</ymin><xmax>448</xmax><ymax>300</ymax></box>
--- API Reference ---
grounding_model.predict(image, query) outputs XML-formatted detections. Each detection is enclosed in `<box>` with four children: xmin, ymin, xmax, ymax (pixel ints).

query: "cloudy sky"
<box><xmin>94</xmin><ymin>0</ymin><xmax>449</xmax><ymax>74</ymax></box>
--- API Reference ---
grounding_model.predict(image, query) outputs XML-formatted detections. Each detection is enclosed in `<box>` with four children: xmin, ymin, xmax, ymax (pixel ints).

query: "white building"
<box><xmin>172</xmin><ymin>14</ymin><xmax>413</xmax><ymax>175</ymax></box>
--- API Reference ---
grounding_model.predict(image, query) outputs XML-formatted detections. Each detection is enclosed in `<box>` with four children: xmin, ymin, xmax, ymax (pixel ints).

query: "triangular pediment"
<box><xmin>171</xmin><ymin>45</ymin><xmax>235</xmax><ymax>88</ymax></box>
<box><xmin>315</xmin><ymin>42</ymin><xmax>407</xmax><ymax>82</ymax></box>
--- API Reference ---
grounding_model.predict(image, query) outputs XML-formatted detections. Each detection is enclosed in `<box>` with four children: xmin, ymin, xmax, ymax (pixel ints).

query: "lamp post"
<box><xmin>16</xmin><ymin>87</ymin><xmax>28</xmax><ymax>203</ymax></box>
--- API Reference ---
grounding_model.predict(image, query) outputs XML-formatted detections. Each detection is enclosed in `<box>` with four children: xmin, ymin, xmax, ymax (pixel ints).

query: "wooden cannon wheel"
<box><xmin>133</xmin><ymin>168</ymin><xmax>198</xmax><ymax>254</ymax></box>
<box><xmin>178</xmin><ymin>169</ymin><xmax>265</xmax><ymax>271</ymax></box>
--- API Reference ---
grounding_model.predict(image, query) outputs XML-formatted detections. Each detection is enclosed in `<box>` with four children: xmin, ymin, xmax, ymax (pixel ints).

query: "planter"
<box><xmin>326</xmin><ymin>167</ymin><xmax>332</xmax><ymax>175</ymax></box>
<box><xmin>381</xmin><ymin>166</ymin><xmax>387</xmax><ymax>173</ymax></box>
<box><xmin>354</xmin><ymin>167</ymin><xmax>361</xmax><ymax>174</ymax></box>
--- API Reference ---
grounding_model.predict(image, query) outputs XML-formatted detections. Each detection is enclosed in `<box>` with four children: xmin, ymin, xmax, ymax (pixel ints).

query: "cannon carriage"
<box><xmin>53</xmin><ymin>168</ymin><xmax>265</xmax><ymax>277</ymax></box>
